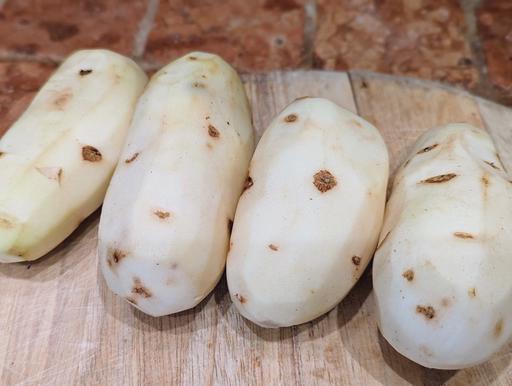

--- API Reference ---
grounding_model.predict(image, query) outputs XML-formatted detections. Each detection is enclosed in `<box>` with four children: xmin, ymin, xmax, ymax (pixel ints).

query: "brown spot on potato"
<box><xmin>206</xmin><ymin>143</ymin><xmax>213</xmax><ymax>150</ymax></box>
<box><xmin>377</xmin><ymin>231</ymin><xmax>391</xmax><ymax>249</ymax></box>
<box><xmin>188</xmin><ymin>56</ymin><xmax>197</xmax><ymax>60</ymax></box>
<box><xmin>0</xmin><ymin>152</ymin><xmax>4</xmax><ymax>158</ymax></box>
<box><xmin>284</xmin><ymin>114</ymin><xmax>298</xmax><ymax>123</ymax></box>
<box><xmin>235</xmin><ymin>293</ymin><xmax>246</xmax><ymax>304</ymax></box>
<box><xmin>454</xmin><ymin>232</ymin><xmax>474</xmax><ymax>239</ymax></box>
<box><xmin>361</xmin><ymin>80</ymin><xmax>369</xmax><ymax>89</ymax></box>
<box><xmin>441</xmin><ymin>298</ymin><xmax>451</xmax><ymax>307</ymax></box>
<box><xmin>107</xmin><ymin>248</ymin><xmax>126</xmax><ymax>269</ymax></box>
<box><xmin>36</xmin><ymin>167</ymin><xmax>62</xmax><ymax>182</ymax></box>
<box><xmin>208</xmin><ymin>124</ymin><xmax>220</xmax><ymax>138</ymax></box>
<box><xmin>205</xmin><ymin>116</ymin><xmax>210</xmax><ymax>120</ymax></box>
<box><xmin>53</xmin><ymin>92</ymin><xmax>72</xmax><ymax>109</ymax></box>
<box><xmin>313</xmin><ymin>170</ymin><xmax>337</xmax><ymax>193</ymax></box>
<box><xmin>243</xmin><ymin>176</ymin><xmax>253</xmax><ymax>192</ymax></box>
<box><xmin>132</xmin><ymin>277</ymin><xmax>152</xmax><ymax>298</ymax></box>
<box><xmin>403</xmin><ymin>159</ymin><xmax>411</xmax><ymax>168</ymax></box>
<box><xmin>416</xmin><ymin>305</ymin><xmax>435</xmax><ymax>319</ymax></box>
<box><xmin>193</xmin><ymin>82</ymin><xmax>205</xmax><ymax>88</ymax></box>
<box><xmin>420</xmin><ymin>173</ymin><xmax>457</xmax><ymax>184</ymax></box>
<box><xmin>482</xmin><ymin>175</ymin><xmax>490</xmax><ymax>187</ymax></box>
<box><xmin>494</xmin><ymin>319</ymin><xmax>504</xmax><ymax>338</ymax></box>
<box><xmin>126</xmin><ymin>297</ymin><xmax>137</xmax><ymax>305</ymax></box>
<box><xmin>227</xmin><ymin>218</ymin><xmax>233</xmax><ymax>235</ymax></box>
<box><xmin>294</xmin><ymin>96</ymin><xmax>310</xmax><ymax>101</ymax></box>
<box><xmin>125</xmin><ymin>152</ymin><xmax>139</xmax><ymax>164</ymax></box>
<box><xmin>352</xmin><ymin>255</ymin><xmax>361</xmax><ymax>266</ymax></box>
<box><xmin>417</xmin><ymin>144</ymin><xmax>438</xmax><ymax>154</ymax></box>
<box><xmin>402</xmin><ymin>269</ymin><xmax>414</xmax><ymax>281</ymax></box>
<box><xmin>269</xmin><ymin>244</ymin><xmax>279</xmax><ymax>251</ymax></box>
<box><xmin>154</xmin><ymin>210</ymin><xmax>170</xmax><ymax>220</ymax></box>
<box><xmin>170</xmin><ymin>263</ymin><xmax>178</xmax><ymax>270</ymax></box>
<box><xmin>468</xmin><ymin>287</ymin><xmax>477</xmax><ymax>298</ymax></box>
<box><xmin>79</xmin><ymin>69</ymin><xmax>93</xmax><ymax>76</ymax></box>
<box><xmin>82</xmin><ymin>146</ymin><xmax>102</xmax><ymax>162</ymax></box>
<box><xmin>485</xmin><ymin>161</ymin><xmax>500</xmax><ymax>170</ymax></box>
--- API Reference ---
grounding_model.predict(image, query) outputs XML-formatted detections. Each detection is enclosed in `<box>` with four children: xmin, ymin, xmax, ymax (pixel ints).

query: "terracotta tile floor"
<box><xmin>0</xmin><ymin>0</ymin><xmax>511</xmax><ymax>130</ymax></box>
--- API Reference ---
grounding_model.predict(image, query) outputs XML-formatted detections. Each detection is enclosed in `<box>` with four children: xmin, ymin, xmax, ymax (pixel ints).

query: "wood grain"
<box><xmin>0</xmin><ymin>71</ymin><xmax>511</xmax><ymax>386</ymax></box>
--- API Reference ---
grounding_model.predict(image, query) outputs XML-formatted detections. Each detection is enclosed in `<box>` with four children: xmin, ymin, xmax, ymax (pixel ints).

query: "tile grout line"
<box><xmin>301</xmin><ymin>0</ymin><xmax>316</xmax><ymax>69</ymax></box>
<box><xmin>132</xmin><ymin>0</ymin><xmax>160</xmax><ymax>59</ymax></box>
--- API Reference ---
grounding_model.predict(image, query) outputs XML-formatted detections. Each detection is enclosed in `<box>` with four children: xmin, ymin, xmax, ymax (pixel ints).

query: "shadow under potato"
<box><xmin>0</xmin><ymin>209</ymin><xmax>101</xmax><ymax>282</ymax></box>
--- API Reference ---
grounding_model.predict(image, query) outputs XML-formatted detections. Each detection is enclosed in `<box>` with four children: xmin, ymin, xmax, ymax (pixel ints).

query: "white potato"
<box><xmin>227</xmin><ymin>97</ymin><xmax>389</xmax><ymax>327</ymax></box>
<box><xmin>373</xmin><ymin>123</ymin><xmax>512</xmax><ymax>369</ymax></box>
<box><xmin>98</xmin><ymin>52</ymin><xmax>254</xmax><ymax>317</ymax></box>
<box><xmin>0</xmin><ymin>50</ymin><xmax>147</xmax><ymax>263</ymax></box>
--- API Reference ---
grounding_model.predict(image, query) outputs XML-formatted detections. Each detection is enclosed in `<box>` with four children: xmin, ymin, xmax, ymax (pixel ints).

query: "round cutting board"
<box><xmin>1</xmin><ymin>71</ymin><xmax>511</xmax><ymax>386</ymax></box>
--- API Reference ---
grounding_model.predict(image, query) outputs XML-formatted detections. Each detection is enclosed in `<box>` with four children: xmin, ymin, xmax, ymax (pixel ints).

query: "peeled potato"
<box><xmin>98</xmin><ymin>52</ymin><xmax>254</xmax><ymax>317</ymax></box>
<box><xmin>0</xmin><ymin>49</ymin><xmax>147</xmax><ymax>263</ymax></box>
<box><xmin>373</xmin><ymin>123</ymin><xmax>512</xmax><ymax>369</ymax></box>
<box><xmin>227</xmin><ymin>97</ymin><xmax>389</xmax><ymax>327</ymax></box>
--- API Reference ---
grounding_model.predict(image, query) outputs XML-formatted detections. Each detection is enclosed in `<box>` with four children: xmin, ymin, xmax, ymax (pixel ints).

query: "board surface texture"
<box><xmin>1</xmin><ymin>70</ymin><xmax>512</xmax><ymax>386</ymax></box>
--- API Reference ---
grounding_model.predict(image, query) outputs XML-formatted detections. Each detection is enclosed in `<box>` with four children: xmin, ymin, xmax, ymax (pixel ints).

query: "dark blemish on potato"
<box><xmin>53</xmin><ymin>92</ymin><xmax>72</xmax><ymax>109</ymax></box>
<box><xmin>154</xmin><ymin>210</ymin><xmax>170</xmax><ymax>220</ymax></box>
<box><xmin>0</xmin><ymin>218</ymin><xmax>14</xmax><ymax>229</ymax></box>
<box><xmin>313</xmin><ymin>170</ymin><xmax>337</xmax><ymax>193</ymax></box>
<box><xmin>82</xmin><ymin>146</ymin><xmax>102</xmax><ymax>162</ymax></box>
<box><xmin>125</xmin><ymin>152</ymin><xmax>139</xmax><ymax>164</ymax></box>
<box><xmin>494</xmin><ymin>319</ymin><xmax>504</xmax><ymax>338</ymax></box>
<box><xmin>420</xmin><ymin>173</ymin><xmax>457</xmax><ymax>184</ymax></box>
<box><xmin>0</xmin><ymin>152</ymin><xmax>4</xmax><ymax>158</ymax></box>
<box><xmin>132</xmin><ymin>277</ymin><xmax>152</xmax><ymax>298</ymax></box>
<box><xmin>243</xmin><ymin>176</ymin><xmax>254</xmax><ymax>192</ymax></box>
<box><xmin>126</xmin><ymin>297</ymin><xmax>138</xmax><ymax>305</ymax></box>
<box><xmin>416</xmin><ymin>305</ymin><xmax>435</xmax><ymax>319</ymax></box>
<box><xmin>482</xmin><ymin>175</ymin><xmax>490</xmax><ymax>187</ymax></box>
<box><xmin>403</xmin><ymin>159</ymin><xmax>411</xmax><ymax>168</ymax></box>
<box><xmin>468</xmin><ymin>287</ymin><xmax>477</xmax><ymax>298</ymax></box>
<box><xmin>227</xmin><ymin>218</ymin><xmax>233</xmax><ymax>235</ymax></box>
<box><xmin>189</xmin><ymin>56</ymin><xmax>197</xmax><ymax>60</ymax></box>
<box><xmin>269</xmin><ymin>244</ymin><xmax>279</xmax><ymax>251</ymax></box>
<box><xmin>206</xmin><ymin>143</ymin><xmax>213</xmax><ymax>150</ymax></box>
<box><xmin>350</xmin><ymin>119</ymin><xmax>363</xmax><ymax>128</ymax></box>
<box><xmin>284</xmin><ymin>114</ymin><xmax>298</xmax><ymax>123</ymax></box>
<box><xmin>193</xmin><ymin>82</ymin><xmax>205</xmax><ymax>88</ymax></box>
<box><xmin>79</xmin><ymin>69</ymin><xmax>93</xmax><ymax>76</ymax></box>
<box><xmin>205</xmin><ymin>116</ymin><xmax>210</xmax><ymax>120</ymax></box>
<box><xmin>417</xmin><ymin>144</ymin><xmax>438</xmax><ymax>154</ymax></box>
<box><xmin>352</xmin><ymin>255</ymin><xmax>361</xmax><ymax>266</ymax></box>
<box><xmin>485</xmin><ymin>161</ymin><xmax>500</xmax><ymax>170</ymax></box>
<box><xmin>112</xmin><ymin>249</ymin><xmax>126</xmax><ymax>264</ymax></box>
<box><xmin>361</xmin><ymin>80</ymin><xmax>369</xmax><ymax>89</ymax></box>
<box><xmin>208</xmin><ymin>124</ymin><xmax>220</xmax><ymax>138</ymax></box>
<box><xmin>26</xmin><ymin>264</ymin><xmax>31</xmax><ymax>270</ymax></box>
<box><xmin>454</xmin><ymin>232</ymin><xmax>474</xmax><ymax>239</ymax></box>
<box><xmin>170</xmin><ymin>263</ymin><xmax>178</xmax><ymax>270</ymax></box>
<box><xmin>402</xmin><ymin>269</ymin><xmax>414</xmax><ymax>281</ymax></box>
<box><xmin>235</xmin><ymin>293</ymin><xmax>246</xmax><ymax>304</ymax></box>
<box><xmin>377</xmin><ymin>231</ymin><xmax>391</xmax><ymax>249</ymax></box>
<box><xmin>36</xmin><ymin>167</ymin><xmax>62</xmax><ymax>182</ymax></box>
<box><xmin>226</xmin><ymin>121</ymin><xmax>230</xmax><ymax>125</ymax></box>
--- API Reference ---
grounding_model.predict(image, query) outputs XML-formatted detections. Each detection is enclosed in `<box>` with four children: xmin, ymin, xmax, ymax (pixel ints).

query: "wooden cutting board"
<box><xmin>1</xmin><ymin>70</ymin><xmax>512</xmax><ymax>386</ymax></box>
